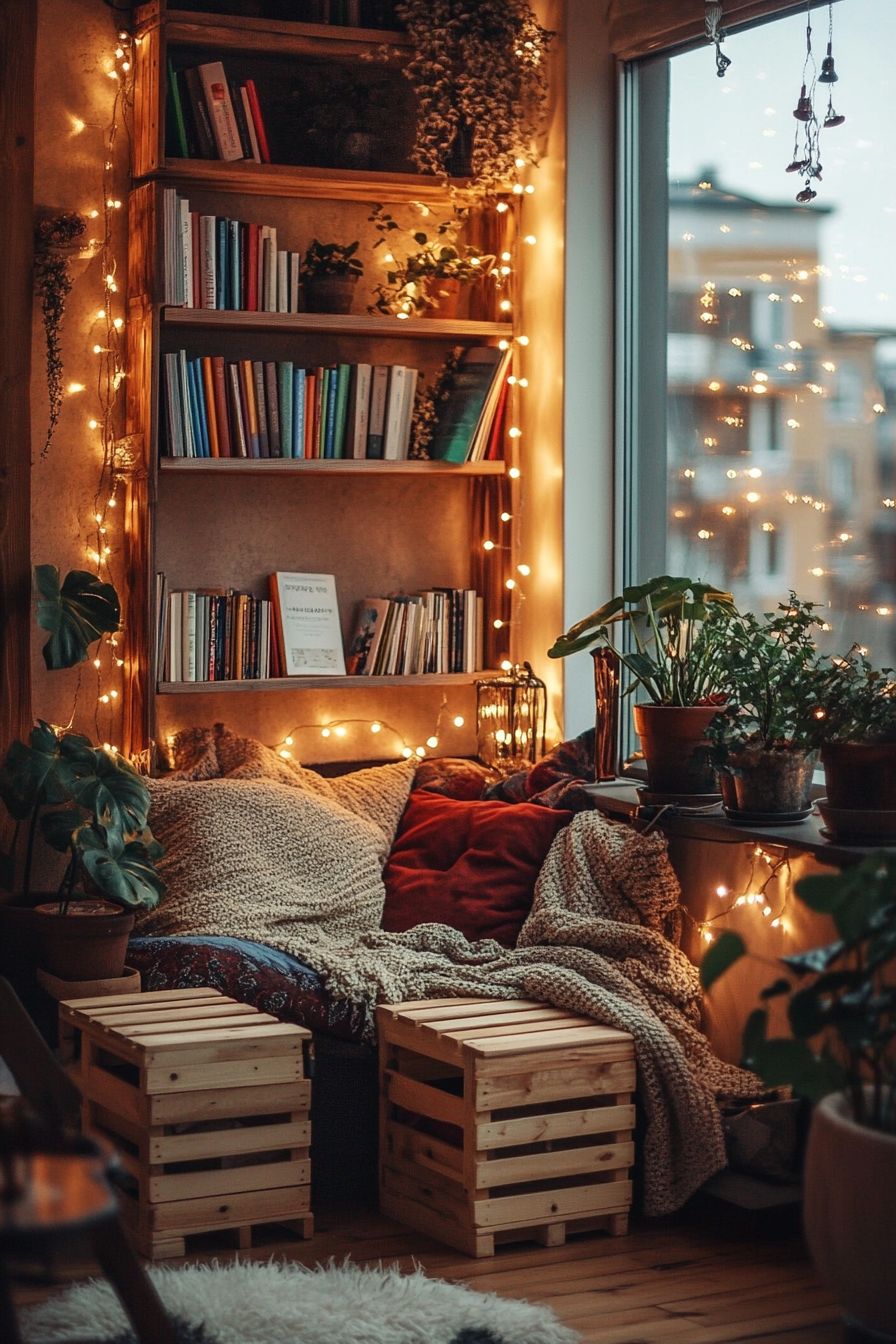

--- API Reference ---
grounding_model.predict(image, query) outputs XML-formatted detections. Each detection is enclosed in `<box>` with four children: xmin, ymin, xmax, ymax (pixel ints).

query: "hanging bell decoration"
<box><xmin>824</xmin><ymin>110</ymin><xmax>846</xmax><ymax>128</ymax></box>
<box><xmin>819</xmin><ymin>44</ymin><xmax>838</xmax><ymax>82</ymax></box>
<box><xmin>476</xmin><ymin>662</ymin><xmax>547</xmax><ymax>775</ymax></box>
<box><xmin>793</xmin><ymin>85</ymin><xmax>813</xmax><ymax>121</ymax></box>
<box><xmin>796</xmin><ymin>186</ymin><xmax>817</xmax><ymax>203</ymax></box>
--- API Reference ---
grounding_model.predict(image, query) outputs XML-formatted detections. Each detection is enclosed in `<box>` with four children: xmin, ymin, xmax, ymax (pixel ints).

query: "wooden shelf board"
<box><xmin>158</xmin><ymin>672</ymin><xmax>500</xmax><ymax>693</ymax></box>
<box><xmin>162</xmin><ymin>307</ymin><xmax>510</xmax><ymax>339</ymax></box>
<box><xmin>148</xmin><ymin>158</ymin><xmax>477</xmax><ymax>203</ymax></box>
<box><xmin>159</xmin><ymin>458</ymin><xmax>505</xmax><ymax>475</ymax></box>
<box><xmin>159</xmin><ymin>10</ymin><xmax>413</xmax><ymax>57</ymax></box>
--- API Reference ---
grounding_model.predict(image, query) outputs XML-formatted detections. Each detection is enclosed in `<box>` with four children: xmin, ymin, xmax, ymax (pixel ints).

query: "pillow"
<box><xmin>138</xmin><ymin>760</ymin><xmax>413</xmax><ymax>951</ymax></box>
<box><xmin>412</xmin><ymin>756</ymin><xmax>501</xmax><ymax>801</ymax></box>
<box><xmin>381</xmin><ymin>791</ymin><xmax>573</xmax><ymax>947</ymax></box>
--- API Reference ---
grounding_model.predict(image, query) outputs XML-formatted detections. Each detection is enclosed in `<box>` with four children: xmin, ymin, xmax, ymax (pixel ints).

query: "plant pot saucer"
<box><xmin>816</xmin><ymin>798</ymin><xmax>896</xmax><ymax>842</ymax></box>
<box><xmin>637</xmin><ymin>786</ymin><xmax>722</xmax><ymax>807</ymax></box>
<box><xmin>724</xmin><ymin>806</ymin><xmax>813</xmax><ymax>826</ymax></box>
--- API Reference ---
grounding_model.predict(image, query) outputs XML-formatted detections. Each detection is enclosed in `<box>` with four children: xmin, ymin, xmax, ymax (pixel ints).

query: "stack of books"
<box><xmin>345</xmin><ymin>591</ymin><xmax>483</xmax><ymax>675</ymax></box>
<box><xmin>167</xmin><ymin>60</ymin><xmax>271</xmax><ymax>164</ymax></box>
<box><xmin>163</xmin><ymin>354</ymin><xmax>420</xmax><ymax>460</ymax></box>
<box><xmin>162</xmin><ymin>190</ymin><xmax>301</xmax><ymax>310</ymax></box>
<box><xmin>160</xmin><ymin>586</ymin><xmax>275</xmax><ymax>683</ymax></box>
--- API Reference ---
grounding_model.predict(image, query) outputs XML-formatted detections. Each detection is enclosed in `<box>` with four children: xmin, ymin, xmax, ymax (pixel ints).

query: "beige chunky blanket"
<box><xmin>142</xmin><ymin>729</ymin><xmax>760</xmax><ymax>1215</ymax></box>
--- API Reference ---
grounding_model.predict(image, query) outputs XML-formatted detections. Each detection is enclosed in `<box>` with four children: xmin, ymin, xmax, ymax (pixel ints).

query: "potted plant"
<box><xmin>701</xmin><ymin>854</ymin><xmax>896</xmax><ymax>1338</ymax></box>
<box><xmin>0</xmin><ymin>721</ymin><xmax>165</xmax><ymax>981</ymax></box>
<box><xmin>300</xmin><ymin>240</ymin><xmax>364</xmax><ymax>314</ymax></box>
<box><xmin>368</xmin><ymin>203</ymin><xmax>495</xmax><ymax>319</ymax></box>
<box><xmin>706</xmin><ymin>596</ymin><xmax>827</xmax><ymax>818</ymax></box>
<box><xmin>548</xmin><ymin>576</ymin><xmax>737</xmax><ymax>794</ymax></box>
<box><xmin>814</xmin><ymin>645</ymin><xmax>896</xmax><ymax>832</ymax></box>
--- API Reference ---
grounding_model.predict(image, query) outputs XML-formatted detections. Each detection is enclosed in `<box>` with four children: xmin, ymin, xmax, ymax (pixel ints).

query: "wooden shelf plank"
<box><xmin>160</xmin><ymin>10</ymin><xmax>412</xmax><ymax>57</ymax></box>
<box><xmin>158</xmin><ymin>672</ymin><xmax>500</xmax><ymax>693</ymax></box>
<box><xmin>162</xmin><ymin>307</ymin><xmax>510</xmax><ymax>339</ymax></box>
<box><xmin>158</xmin><ymin>458</ymin><xmax>505</xmax><ymax>475</ymax></box>
<box><xmin>147</xmin><ymin>158</ymin><xmax>477</xmax><ymax>203</ymax></box>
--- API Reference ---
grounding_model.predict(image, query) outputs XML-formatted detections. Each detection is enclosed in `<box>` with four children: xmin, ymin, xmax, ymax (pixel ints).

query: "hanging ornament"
<box><xmin>785</xmin><ymin>2</ymin><xmax>845</xmax><ymax>203</ymax></box>
<box><xmin>705</xmin><ymin>2</ymin><xmax>732</xmax><ymax>78</ymax></box>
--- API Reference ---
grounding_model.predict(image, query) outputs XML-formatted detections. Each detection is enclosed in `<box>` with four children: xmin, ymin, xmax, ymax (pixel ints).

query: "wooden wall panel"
<box><xmin>0</xmin><ymin>0</ymin><xmax>36</xmax><ymax>754</ymax></box>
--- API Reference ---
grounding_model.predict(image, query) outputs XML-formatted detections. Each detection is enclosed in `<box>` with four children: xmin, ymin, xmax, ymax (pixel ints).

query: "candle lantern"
<box><xmin>476</xmin><ymin>662</ymin><xmax>547</xmax><ymax>774</ymax></box>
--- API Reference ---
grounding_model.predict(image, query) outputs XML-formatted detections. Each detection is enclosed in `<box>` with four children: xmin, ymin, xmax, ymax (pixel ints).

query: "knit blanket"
<box><xmin>146</xmin><ymin>749</ymin><xmax>760</xmax><ymax>1214</ymax></box>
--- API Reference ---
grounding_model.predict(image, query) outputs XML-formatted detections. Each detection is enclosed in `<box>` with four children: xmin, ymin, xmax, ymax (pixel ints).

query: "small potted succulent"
<box><xmin>706</xmin><ymin>595</ymin><xmax>827</xmax><ymax>818</ymax></box>
<box><xmin>368</xmin><ymin>203</ymin><xmax>495</xmax><ymax>319</ymax></box>
<box><xmin>300</xmin><ymin>240</ymin><xmax>364</xmax><ymax>314</ymax></box>
<box><xmin>814</xmin><ymin>645</ymin><xmax>896</xmax><ymax>834</ymax></box>
<box><xmin>700</xmin><ymin>854</ymin><xmax>896</xmax><ymax>1338</ymax></box>
<box><xmin>548</xmin><ymin>576</ymin><xmax>737</xmax><ymax>794</ymax></box>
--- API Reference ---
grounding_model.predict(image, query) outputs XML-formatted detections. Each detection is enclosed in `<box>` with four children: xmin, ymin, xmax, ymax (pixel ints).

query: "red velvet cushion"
<box><xmin>381</xmin><ymin>792</ymin><xmax>573</xmax><ymax>947</ymax></box>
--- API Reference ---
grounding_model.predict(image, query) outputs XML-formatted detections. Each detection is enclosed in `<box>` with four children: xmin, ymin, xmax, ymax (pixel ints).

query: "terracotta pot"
<box><xmin>804</xmin><ymin>1090</ymin><xmax>896</xmax><ymax>1338</ymax></box>
<box><xmin>822</xmin><ymin>740</ymin><xmax>896</xmax><ymax>811</ymax></box>
<box><xmin>631</xmin><ymin>703</ymin><xmax>720</xmax><ymax>794</ymax></box>
<box><xmin>34</xmin><ymin>899</ymin><xmax>134</xmax><ymax>981</ymax></box>
<box><xmin>421</xmin><ymin>276</ymin><xmax>462</xmax><ymax>318</ymax></box>
<box><xmin>302</xmin><ymin>273</ymin><xmax>359</xmax><ymax>315</ymax></box>
<box><xmin>725</xmin><ymin>746</ymin><xmax>817</xmax><ymax>814</ymax></box>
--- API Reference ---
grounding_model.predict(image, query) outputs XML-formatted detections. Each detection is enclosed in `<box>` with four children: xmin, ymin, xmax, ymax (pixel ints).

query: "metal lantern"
<box><xmin>476</xmin><ymin>662</ymin><xmax>547</xmax><ymax>775</ymax></box>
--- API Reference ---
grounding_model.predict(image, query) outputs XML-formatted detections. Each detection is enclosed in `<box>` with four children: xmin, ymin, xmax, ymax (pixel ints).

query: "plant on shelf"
<box><xmin>548</xmin><ymin>576</ymin><xmax>736</xmax><ymax>794</ymax></box>
<box><xmin>395</xmin><ymin>0</ymin><xmax>554</xmax><ymax>190</ymax></box>
<box><xmin>701</xmin><ymin>854</ymin><xmax>896</xmax><ymax>1335</ymax></box>
<box><xmin>814</xmin><ymin>644</ymin><xmax>896</xmax><ymax>820</ymax></box>
<box><xmin>368</xmin><ymin>203</ymin><xmax>495</xmax><ymax>318</ymax></box>
<box><xmin>705</xmin><ymin>594</ymin><xmax>827</xmax><ymax>815</ymax></box>
<box><xmin>300</xmin><ymin>240</ymin><xmax>364</xmax><ymax>314</ymax></box>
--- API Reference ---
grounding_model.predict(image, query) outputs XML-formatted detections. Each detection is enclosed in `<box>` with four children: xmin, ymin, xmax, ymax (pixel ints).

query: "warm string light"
<box><xmin>272</xmin><ymin>695</ymin><xmax>465</xmax><ymax>762</ymax></box>
<box><xmin>695</xmin><ymin>843</ymin><xmax>792</xmax><ymax>943</ymax></box>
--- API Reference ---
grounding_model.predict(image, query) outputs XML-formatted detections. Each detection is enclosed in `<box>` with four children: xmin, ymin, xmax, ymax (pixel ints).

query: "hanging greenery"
<box><xmin>33</xmin><ymin>212</ymin><xmax>87</xmax><ymax>458</ymax></box>
<box><xmin>394</xmin><ymin>0</ymin><xmax>553</xmax><ymax>191</ymax></box>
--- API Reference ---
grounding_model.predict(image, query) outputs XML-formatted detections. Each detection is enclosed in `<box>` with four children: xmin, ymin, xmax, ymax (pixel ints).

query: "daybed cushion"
<box><xmin>381</xmin><ymin>790</ymin><xmax>573</xmax><ymax>947</ymax></box>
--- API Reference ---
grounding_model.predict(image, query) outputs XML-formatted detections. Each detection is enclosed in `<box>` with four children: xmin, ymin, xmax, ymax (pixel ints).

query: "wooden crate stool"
<box><xmin>378</xmin><ymin>998</ymin><xmax>635</xmax><ymax>1258</ymax></box>
<box><xmin>59</xmin><ymin>987</ymin><xmax>313</xmax><ymax>1260</ymax></box>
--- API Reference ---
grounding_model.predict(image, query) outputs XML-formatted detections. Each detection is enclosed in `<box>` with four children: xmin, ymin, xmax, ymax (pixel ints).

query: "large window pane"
<box><xmin>667</xmin><ymin>0</ymin><xmax>896</xmax><ymax>663</ymax></box>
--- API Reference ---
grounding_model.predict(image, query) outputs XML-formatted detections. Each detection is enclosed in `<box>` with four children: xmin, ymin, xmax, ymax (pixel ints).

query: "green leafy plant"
<box><xmin>0</xmin><ymin>720</ymin><xmax>164</xmax><ymax>914</ymax></box>
<box><xmin>547</xmin><ymin>575</ymin><xmax>737</xmax><ymax>706</ymax></box>
<box><xmin>34</xmin><ymin>565</ymin><xmax>121</xmax><ymax>671</ymax></box>
<box><xmin>395</xmin><ymin>0</ymin><xmax>554</xmax><ymax>190</ymax></box>
<box><xmin>816</xmin><ymin>644</ymin><xmax>896</xmax><ymax>744</ymax></box>
<box><xmin>701</xmin><ymin>853</ymin><xmax>896</xmax><ymax>1132</ymax></box>
<box><xmin>705</xmin><ymin>595</ymin><xmax>828</xmax><ymax>755</ymax></box>
<box><xmin>300</xmin><ymin>240</ymin><xmax>364</xmax><ymax>280</ymax></box>
<box><xmin>368</xmin><ymin>203</ymin><xmax>495</xmax><ymax>316</ymax></box>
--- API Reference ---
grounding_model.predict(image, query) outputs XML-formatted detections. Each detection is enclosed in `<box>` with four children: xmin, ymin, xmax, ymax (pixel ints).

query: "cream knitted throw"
<box><xmin>143</xmin><ymin>741</ymin><xmax>759</xmax><ymax>1214</ymax></box>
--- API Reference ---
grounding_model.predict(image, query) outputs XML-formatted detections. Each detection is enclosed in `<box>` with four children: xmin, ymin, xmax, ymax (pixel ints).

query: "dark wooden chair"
<box><xmin>0</xmin><ymin>976</ymin><xmax>180</xmax><ymax>1344</ymax></box>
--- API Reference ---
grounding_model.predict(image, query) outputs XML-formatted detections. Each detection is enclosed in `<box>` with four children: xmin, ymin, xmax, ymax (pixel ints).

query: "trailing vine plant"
<box><xmin>394</xmin><ymin>0</ymin><xmax>554</xmax><ymax>191</ymax></box>
<box><xmin>34</xmin><ymin>212</ymin><xmax>87</xmax><ymax>458</ymax></box>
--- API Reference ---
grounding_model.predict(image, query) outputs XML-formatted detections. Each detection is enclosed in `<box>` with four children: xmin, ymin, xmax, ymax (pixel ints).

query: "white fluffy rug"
<box><xmin>21</xmin><ymin>1259</ymin><xmax>579</xmax><ymax>1344</ymax></box>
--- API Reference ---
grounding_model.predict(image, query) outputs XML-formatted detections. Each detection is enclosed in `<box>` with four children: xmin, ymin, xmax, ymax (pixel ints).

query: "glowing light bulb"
<box><xmin>500</xmin><ymin>511</ymin><xmax>512</xmax><ymax>522</ymax></box>
<box><xmin>517</xmin><ymin>564</ymin><xmax>530</xmax><ymax>576</ymax></box>
<box><xmin>321</xmin><ymin>728</ymin><xmax>331</xmax><ymax>738</ymax></box>
<box><xmin>402</xmin><ymin>747</ymin><xmax>413</xmax><ymax>758</ymax></box>
<box><xmin>508</xmin><ymin>426</ymin><xmax>522</xmax><ymax>438</ymax></box>
<box><xmin>518</xmin><ymin>378</ymin><xmax>528</xmax><ymax>387</ymax></box>
<box><xmin>516</xmin><ymin>335</ymin><xmax>529</xmax><ymax>345</ymax></box>
<box><xmin>508</xmin><ymin>467</ymin><xmax>521</xmax><ymax>479</ymax></box>
<box><xmin>496</xmin><ymin>202</ymin><xmax>509</xmax><ymax>213</ymax></box>
<box><xmin>335</xmin><ymin>726</ymin><xmax>347</xmax><ymax>737</ymax></box>
<box><xmin>512</xmin><ymin>184</ymin><xmax>524</xmax><ymax>195</ymax></box>
<box><xmin>89</xmin><ymin>420</ymin><xmax>98</xmax><ymax>429</ymax></box>
<box><xmin>524</xmin><ymin>184</ymin><xmax>534</xmax><ymax>194</ymax></box>
<box><xmin>284</xmin><ymin>736</ymin><xmax>294</xmax><ymax>746</ymax></box>
<box><xmin>500</xmin><ymin>300</ymin><xmax>512</xmax><ymax>311</ymax></box>
<box><xmin>108</xmin><ymin>497</ymin><xmax>116</xmax><ymax>507</ymax></box>
<box><xmin>93</xmin><ymin>345</ymin><xmax>103</xmax><ymax>354</ymax></box>
<box><xmin>93</xmin><ymin>658</ymin><xmax>101</xmax><ymax>669</ymax></box>
<box><xmin>68</xmin><ymin>382</ymin><xmax>85</xmax><ymax>394</ymax></box>
<box><xmin>113</xmin><ymin>318</ymin><xmax>123</xmax><ymax>329</ymax></box>
<box><xmin>514</xmin><ymin>157</ymin><xmax>526</xmax><ymax>168</ymax></box>
<box><xmin>453</xmin><ymin>716</ymin><xmax>465</xmax><ymax>728</ymax></box>
<box><xmin>96</xmin><ymin>309</ymin><xmax>106</xmax><ymax>320</ymax></box>
<box><xmin>483</xmin><ymin>540</ymin><xmax>495</xmax><ymax>551</ymax></box>
<box><xmin>501</xmin><ymin>251</ymin><xmax>512</xmax><ymax>262</ymax></box>
<box><xmin>280</xmin><ymin>750</ymin><xmax>291</xmax><ymax>759</ymax></box>
<box><xmin>498</xmin><ymin>340</ymin><xmax>510</xmax><ymax>351</ymax></box>
<box><xmin>109</xmin><ymin>690</ymin><xmax>118</xmax><ymax>699</ymax></box>
<box><xmin>716</xmin><ymin>885</ymin><xmax>728</xmax><ymax>897</ymax></box>
<box><xmin>415</xmin><ymin>746</ymin><xmax>426</xmax><ymax>757</ymax></box>
<box><xmin>493</xmin><ymin>619</ymin><xmax>504</xmax><ymax>629</ymax></box>
<box><xmin>426</xmin><ymin>736</ymin><xmax>438</xmax><ymax>748</ymax></box>
<box><xmin>100</xmin><ymin>694</ymin><xmax>110</xmax><ymax>704</ymax></box>
<box><xmin>524</xmin><ymin>235</ymin><xmax>536</xmax><ymax>245</ymax></box>
<box><xmin>505</xmin><ymin>578</ymin><xmax>516</xmax><ymax>590</ymax></box>
<box><xmin>501</xmin><ymin>660</ymin><xmax>513</xmax><ymax>671</ymax></box>
<box><xmin>370</xmin><ymin>722</ymin><xmax>381</xmax><ymax>733</ymax></box>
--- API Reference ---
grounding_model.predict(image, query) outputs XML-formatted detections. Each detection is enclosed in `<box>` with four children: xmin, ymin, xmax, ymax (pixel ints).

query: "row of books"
<box><xmin>157</xmin><ymin>572</ymin><xmax>483</xmax><ymax>681</ymax></box>
<box><xmin>162</xmin><ymin>190</ymin><xmax>302</xmax><ymax>311</ymax></box>
<box><xmin>345</xmin><ymin>591</ymin><xmax>483</xmax><ymax>676</ymax></box>
<box><xmin>167</xmin><ymin>60</ymin><xmax>271</xmax><ymax>165</ymax></box>
<box><xmin>163</xmin><ymin>353</ymin><xmax>420</xmax><ymax>460</ymax></box>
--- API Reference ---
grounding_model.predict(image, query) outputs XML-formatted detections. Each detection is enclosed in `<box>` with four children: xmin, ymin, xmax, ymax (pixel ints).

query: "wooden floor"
<box><xmin>11</xmin><ymin>1198</ymin><xmax>844</xmax><ymax>1343</ymax></box>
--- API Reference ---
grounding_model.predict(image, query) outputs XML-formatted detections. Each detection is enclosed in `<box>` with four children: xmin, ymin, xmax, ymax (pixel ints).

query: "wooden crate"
<box><xmin>377</xmin><ymin>998</ymin><xmax>635</xmax><ymax>1258</ymax></box>
<box><xmin>60</xmin><ymin>987</ymin><xmax>313</xmax><ymax>1259</ymax></box>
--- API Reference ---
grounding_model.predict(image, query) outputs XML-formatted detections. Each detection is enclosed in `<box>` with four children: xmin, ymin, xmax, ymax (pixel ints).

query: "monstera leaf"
<box><xmin>34</xmin><ymin>565</ymin><xmax>121</xmax><ymax>669</ymax></box>
<box><xmin>77</xmin><ymin>822</ymin><xmax>166</xmax><ymax>910</ymax></box>
<box><xmin>0</xmin><ymin>720</ymin><xmax>68</xmax><ymax>818</ymax></box>
<box><xmin>61</xmin><ymin>740</ymin><xmax>151</xmax><ymax>834</ymax></box>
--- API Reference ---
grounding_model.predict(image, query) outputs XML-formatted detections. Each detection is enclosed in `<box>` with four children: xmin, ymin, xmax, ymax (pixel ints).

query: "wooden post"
<box><xmin>0</xmin><ymin>1</ymin><xmax>36</xmax><ymax>755</ymax></box>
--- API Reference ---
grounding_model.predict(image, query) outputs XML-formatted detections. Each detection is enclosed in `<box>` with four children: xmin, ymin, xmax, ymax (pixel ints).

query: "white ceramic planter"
<box><xmin>803</xmin><ymin>1090</ymin><xmax>896</xmax><ymax>1338</ymax></box>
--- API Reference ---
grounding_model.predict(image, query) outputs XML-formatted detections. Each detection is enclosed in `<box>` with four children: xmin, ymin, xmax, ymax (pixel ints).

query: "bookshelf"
<box><xmin>124</xmin><ymin>0</ymin><xmax>521</xmax><ymax>761</ymax></box>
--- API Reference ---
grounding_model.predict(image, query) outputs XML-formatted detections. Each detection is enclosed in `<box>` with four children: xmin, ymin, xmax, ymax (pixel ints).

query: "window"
<box><xmin>620</xmin><ymin>0</ymin><xmax>896</xmax><ymax>665</ymax></box>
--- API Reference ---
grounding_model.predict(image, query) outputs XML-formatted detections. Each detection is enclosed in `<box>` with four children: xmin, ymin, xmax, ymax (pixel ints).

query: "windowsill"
<box><xmin>583</xmin><ymin>779</ymin><xmax>892</xmax><ymax>868</ymax></box>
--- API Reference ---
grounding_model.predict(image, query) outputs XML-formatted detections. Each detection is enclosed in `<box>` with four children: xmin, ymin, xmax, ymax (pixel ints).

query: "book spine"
<box><xmin>247</xmin><ymin>224</ymin><xmax>259</xmax><ymax>311</ymax></box>
<box><xmin>179</xmin><ymin>351</ymin><xmax>196</xmax><ymax>457</ymax></box>
<box><xmin>227</xmin><ymin>362</ymin><xmax>249</xmax><ymax>457</ymax></box>
<box><xmin>167</xmin><ymin>61</ymin><xmax>190</xmax><ymax>159</ymax></box>
<box><xmin>350</xmin><ymin>364</ymin><xmax>372</xmax><ymax>459</ymax></box>
<box><xmin>244</xmin><ymin>79</ymin><xmax>271</xmax><ymax>164</ymax></box>
<box><xmin>240</xmin><ymin>359</ymin><xmax>260</xmax><ymax>457</ymax></box>
<box><xmin>216</xmin><ymin>217</ymin><xmax>227</xmax><ymax>308</ymax></box>
<box><xmin>265</xmin><ymin>362</ymin><xmax>281</xmax><ymax>457</ymax></box>
<box><xmin>333</xmin><ymin>362</ymin><xmax>351</xmax><ymax>459</ymax></box>
<box><xmin>228</xmin><ymin>219</ymin><xmax>241</xmax><ymax>311</ymax></box>
<box><xmin>197</xmin><ymin>61</ymin><xmax>243</xmax><ymax>161</ymax></box>
<box><xmin>277</xmin><ymin>250</ymin><xmax>288</xmax><ymax>314</ymax></box>
<box><xmin>164</xmin><ymin>354</ymin><xmax>183</xmax><ymax>457</ymax></box>
<box><xmin>366</xmin><ymin>365</ymin><xmax>389</xmax><ymax>458</ymax></box>
<box><xmin>293</xmin><ymin>367</ymin><xmax>306</xmax><ymax>459</ymax></box>
<box><xmin>190</xmin><ymin>358</ymin><xmax>211</xmax><ymax>458</ymax></box>
<box><xmin>199</xmin><ymin>216</ymin><xmax>216</xmax><ymax>309</ymax></box>
<box><xmin>201</xmin><ymin>357</ymin><xmax>220</xmax><ymax>457</ymax></box>
<box><xmin>229</xmin><ymin>78</ymin><xmax>253</xmax><ymax>159</ymax></box>
<box><xmin>252</xmin><ymin>360</ymin><xmax>270</xmax><ymax>458</ymax></box>
<box><xmin>313</xmin><ymin>367</ymin><xmax>326</xmax><ymax>459</ymax></box>
<box><xmin>382</xmin><ymin>365</ymin><xmax>406</xmax><ymax>460</ymax></box>
<box><xmin>289</xmin><ymin>253</ymin><xmax>300</xmax><ymax>313</ymax></box>
<box><xmin>304</xmin><ymin>372</ymin><xmax>316</xmax><ymax>459</ymax></box>
<box><xmin>267</xmin><ymin>226</ymin><xmax>278</xmax><ymax>312</ymax></box>
<box><xmin>323</xmin><ymin>367</ymin><xmax>338</xmax><ymax>459</ymax></box>
<box><xmin>278</xmin><ymin>363</ymin><xmax>293</xmax><ymax>459</ymax></box>
<box><xmin>190</xmin><ymin>211</ymin><xmax>202</xmax><ymax>309</ymax></box>
<box><xmin>239</xmin><ymin>221</ymin><xmax>248</xmax><ymax>310</ymax></box>
<box><xmin>262</xmin><ymin>235</ymin><xmax>272</xmax><ymax>314</ymax></box>
<box><xmin>179</xmin><ymin>198</ymin><xmax>193</xmax><ymax>307</ymax></box>
<box><xmin>183</xmin><ymin>66</ymin><xmax>216</xmax><ymax>158</ymax></box>
<box><xmin>398</xmin><ymin>367</ymin><xmax>418</xmax><ymax>460</ymax></box>
<box><xmin>211</xmin><ymin>357</ymin><xmax>231</xmax><ymax>457</ymax></box>
<box><xmin>185</xmin><ymin>591</ymin><xmax>197</xmax><ymax>682</ymax></box>
<box><xmin>239</xmin><ymin>85</ymin><xmax>261</xmax><ymax>162</ymax></box>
